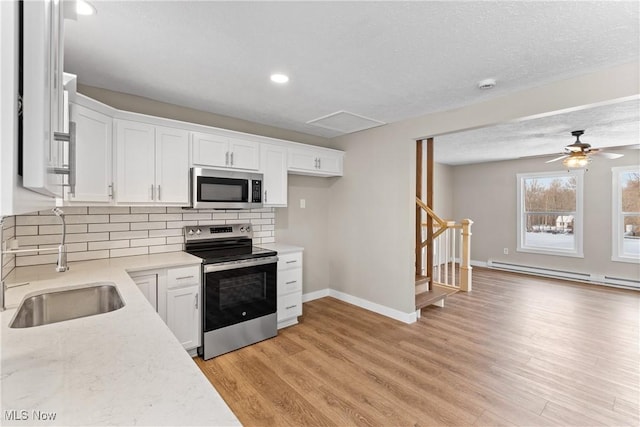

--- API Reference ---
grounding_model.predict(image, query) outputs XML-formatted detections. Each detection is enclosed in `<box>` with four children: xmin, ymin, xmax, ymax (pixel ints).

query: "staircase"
<box><xmin>415</xmin><ymin>138</ymin><xmax>473</xmax><ymax>313</ymax></box>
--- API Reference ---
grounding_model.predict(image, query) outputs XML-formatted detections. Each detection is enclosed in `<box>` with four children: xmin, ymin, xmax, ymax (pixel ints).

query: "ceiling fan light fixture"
<box><xmin>563</xmin><ymin>152</ymin><xmax>591</xmax><ymax>168</ymax></box>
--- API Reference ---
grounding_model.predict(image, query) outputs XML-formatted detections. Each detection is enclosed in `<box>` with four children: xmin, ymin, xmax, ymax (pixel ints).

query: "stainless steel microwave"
<box><xmin>191</xmin><ymin>168</ymin><xmax>263</xmax><ymax>209</ymax></box>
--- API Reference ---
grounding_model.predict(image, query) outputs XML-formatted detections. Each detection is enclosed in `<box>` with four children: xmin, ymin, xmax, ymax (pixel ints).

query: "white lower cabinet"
<box><xmin>167</xmin><ymin>285</ymin><xmax>200</xmax><ymax>350</ymax></box>
<box><xmin>129</xmin><ymin>264</ymin><xmax>201</xmax><ymax>351</ymax></box>
<box><xmin>276</xmin><ymin>250</ymin><xmax>303</xmax><ymax>329</ymax></box>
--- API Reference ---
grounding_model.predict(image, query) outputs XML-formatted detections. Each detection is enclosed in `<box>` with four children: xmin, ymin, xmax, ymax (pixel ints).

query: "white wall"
<box><xmin>434</xmin><ymin>162</ymin><xmax>454</xmax><ymax>220</ymax></box>
<box><xmin>326</xmin><ymin>62</ymin><xmax>639</xmax><ymax>316</ymax></box>
<box><xmin>451</xmin><ymin>148</ymin><xmax>640</xmax><ymax>281</ymax></box>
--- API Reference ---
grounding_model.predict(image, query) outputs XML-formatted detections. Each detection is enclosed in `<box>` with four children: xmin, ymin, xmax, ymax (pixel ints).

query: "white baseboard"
<box><xmin>470</xmin><ymin>259</ymin><xmax>488</xmax><ymax>268</ymax></box>
<box><xmin>302</xmin><ymin>288</ymin><xmax>330</xmax><ymax>303</ymax></box>
<box><xmin>301</xmin><ymin>288</ymin><xmax>417</xmax><ymax>324</ymax></box>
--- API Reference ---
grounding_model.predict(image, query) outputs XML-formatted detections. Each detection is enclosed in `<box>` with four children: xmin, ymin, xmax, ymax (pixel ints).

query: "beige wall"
<box><xmin>77</xmin><ymin>84</ymin><xmax>332</xmax><ymax>148</ymax></box>
<box><xmin>434</xmin><ymin>162</ymin><xmax>454</xmax><ymax>220</ymax></box>
<box><xmin>327</xmin><ymin>62</ymin><xmax>639</xmax><ymax>315</ymax></box>
<box><xmin>275</xmin><ymin>175</ymin><xmax>335</xmax><ymax>293</ymax></box>
<box><xmin>451</xmin><ymin>148</ymin><xmax>640</xmax><ymax>281</ymax></box>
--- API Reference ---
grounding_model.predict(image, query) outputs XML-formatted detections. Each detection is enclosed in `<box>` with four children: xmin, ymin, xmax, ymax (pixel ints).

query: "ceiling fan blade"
<box><xmin>545</xmin><ymin>155</ymin><xmax>568</xmax><ymax>163</ymax></box>
<box><xmin>593</xmin><ymin>151</ymin><xmax>624</xmax><ymax>160</ymax></box>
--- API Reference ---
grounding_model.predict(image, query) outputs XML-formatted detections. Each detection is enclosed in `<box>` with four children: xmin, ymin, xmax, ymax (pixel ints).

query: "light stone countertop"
<box><xmin>258</xmin><ymin>242</ymin><xmax>304</xmax><ymax>254</ymax></box>
<box><xmin>1</xmin><ymin>253</ymin><xmax>241</xmax><ymax>426</ymax></box>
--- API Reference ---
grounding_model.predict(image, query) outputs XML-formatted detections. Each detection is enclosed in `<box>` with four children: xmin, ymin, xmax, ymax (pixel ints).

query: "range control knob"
<box><xmin>239</xmin><ymin>226</ymin><xmax>245</xmax><ymax>232</ymax></box>
<box><xmin>188</xmin><ymin>229</ymin><xmax>194</xmax><ymax>235</ymax></box>
<box><xmin>196</xmin><ymin>229</ymin><xmax>201</xmax><ymax>235</ymax></box>
<box><xmin>245</xmin><ymin>226</ymin><xmax>251</xmax><ymax>232</ymax></box>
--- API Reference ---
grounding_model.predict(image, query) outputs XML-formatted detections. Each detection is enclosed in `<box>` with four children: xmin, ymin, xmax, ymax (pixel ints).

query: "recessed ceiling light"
<box><xmin>270</xmin><ymin>73</ymin><xmax>289</xmax><ymax>84</ymax></box>
<box><xmin>76</xmin><ymin>0</ymin><xmax>97</xmax><ymax>16</ymax></box>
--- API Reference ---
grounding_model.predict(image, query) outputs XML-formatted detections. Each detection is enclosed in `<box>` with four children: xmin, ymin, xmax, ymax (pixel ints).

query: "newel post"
<box><xmin>460</xmin><ymin>219</ymin><xmax>473</xmax><ymax>292</ymax></box>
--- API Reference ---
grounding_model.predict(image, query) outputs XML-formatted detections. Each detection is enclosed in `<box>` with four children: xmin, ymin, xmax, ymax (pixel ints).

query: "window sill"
<box><xmin>611</xmin><ymin>255</ymin><xmax>640</xmax><ymax>264</ymax></box>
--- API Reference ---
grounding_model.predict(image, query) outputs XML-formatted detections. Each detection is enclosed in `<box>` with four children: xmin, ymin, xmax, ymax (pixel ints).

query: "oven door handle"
<box><xmin>204</xmin><ymin>256</ymin><xmax>278</xmax><ymax>273</ymax></box>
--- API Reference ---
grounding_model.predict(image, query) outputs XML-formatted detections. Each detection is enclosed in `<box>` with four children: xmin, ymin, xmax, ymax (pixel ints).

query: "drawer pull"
<box><xmin>286</xmin><ymin>260</ymin><xmax>297</xmax><ymax>264</ymax></box>
<box><xmin>176</xmin><ymin>275</ymin><xmax>195</xmax><ymax>280</ymax></box>
<box><xmin>285</xmin><ymin>305</ymin><xmax>297</xmax><ymax>310</ymax></box>
<box><xmin>285</xmin><ymin>280</ymin><xmax>297</xmax><ymax>285</ymax></box>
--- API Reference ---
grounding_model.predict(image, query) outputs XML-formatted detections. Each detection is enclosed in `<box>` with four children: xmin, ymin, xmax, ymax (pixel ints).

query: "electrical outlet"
<box><xmin>300</xmin><ymin>199</ymin><xmax>306</xmax><ymax>209</ymax></box>
<box><xmin>503</xmin><ymin>248</ymin><xmax>509</xmax><ymax>255</ymax></box>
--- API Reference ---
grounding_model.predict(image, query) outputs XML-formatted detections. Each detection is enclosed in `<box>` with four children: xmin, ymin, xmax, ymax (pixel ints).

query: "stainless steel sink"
<box><xmin>9</xmin><ymin>282</ymin><xmax>125</xmax><ymax>328</ymax></box>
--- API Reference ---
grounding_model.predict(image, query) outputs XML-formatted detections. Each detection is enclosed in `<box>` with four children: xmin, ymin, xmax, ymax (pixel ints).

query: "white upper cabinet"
<box><xmin>155</xmin><ymin>126</ymin><xmax>190</xmax><ymax>204</ymax></box>
<box><xmin>66</xmin><ymin>103</ymin><xmax>113</xmax><ymax>203</ymax></box>
<box><xmin>21</xmin><ymin>0</ymin><xmax>67</xmax><ymax>198</ymax></box>
<box><xmin>261</xmin><ymin>144</ymin><xmax>288</xmax><ymax>207</ymax></box>
<box><xmin>288</xmin><ymin>146</ymin><xmax>343</xmax><ymax>177</ymax></box>
<box><xmin>191</xmin><ymin>131</ymin><xmax>259</xmax><ymax>170</ymax></box>
<box><xmin>115</xmin><ymin>120</ymin><xmax>189</xmax><ymax>205</ymax></box>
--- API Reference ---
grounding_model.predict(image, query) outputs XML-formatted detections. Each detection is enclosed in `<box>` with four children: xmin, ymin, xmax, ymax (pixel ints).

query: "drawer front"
<box><xmin>277</xmin><ymin>292</ymin><xmax>302</xmax><ymax>321</ymax></box>
<box><xmin>278</xmin><ymin>268</ymin><xmax>302</xmax><ymax>295</ymax></box>
<box><xmin>167</xmin><ymin>265</ymin><xmax>200</xmax><ymax>288</ymax></box>
<box><xmin>277</xmin><ymin>252</ymin><xmax>303</xmax><ymax>271</ymax></box>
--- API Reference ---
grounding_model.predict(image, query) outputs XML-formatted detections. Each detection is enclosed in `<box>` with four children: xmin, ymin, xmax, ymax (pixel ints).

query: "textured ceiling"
<box><xmin>64</xmin><ymin>1</ymin><xmax>639</xmax><ymax>139</ymax></box>
<box><xmin>434</xmin><ymin>99</ymin><xmax>640</xmax><ymax>165</ymax></box>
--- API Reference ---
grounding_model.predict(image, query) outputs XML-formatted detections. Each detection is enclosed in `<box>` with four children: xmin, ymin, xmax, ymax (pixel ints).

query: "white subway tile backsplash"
<box><xmin>149</xmin><ymin>213</ymin><xmax>182</xmax><ymax>221</ymax></box>
<box><xmin>130</xmin><ymin>222</ymin><xmax>166</xmax><ymax>231</ymax></box>
<box><xmin>110</xmin><ymin>214</ymin><xmax>149</xmax><ymax>223</ymax></box>
<box><xmin>66</xmin><ymin>215</ymin><xmax>109</xmax><ymax>224</ymax></box>
<box><xmin>38</xmin><ymin>224</ymin><xmax>88</xmax><ymax>235</ymax></box>
<box><xmin>110</xmin><ymin>247</ymin><xmax>148</xmax><ymax>258</ymax></box>
<box><xmin>16</xmin><ymin>253</ymin><xmax>58</xmax><ymax>267</ymax></box>
<box><xmin>15</xmin><ymin>226</ymin><xmax>38</xmax><ymax>236</ymax></box>
<box><xmin>110</xmin><ymin>230</ymin><xmax>149</xmax><ymax>240</ymax></box>
<box><xmin>13</xmin><ymin>206</ymin><xmax>276</xmax><ymax>267</ymax></box>
<box><xmin>131</xmin><ymin>207</ymin><xmax>167</xmax><ymax>214</ymax></box>
<box><xmin>149</xmin><ymin>229</ymin><xmax>183</xmax><ymax>238</ymax></box>
<box><xmin>213</xmin><ymin>213</ymin><xmax>238</xmax><ymax>220</ymax></box>
<box><xmin>66</xmin><ymin>232</ymin><xmax>110</xmax><ymax>243</ymax></box>
<box><xmin>68</xmin><ymin>250</ymin><xmax>110</xmax><ymax>262</ymax></box>
<box><xmin>88</xmin><ymin>223</ymin><xmax>130</xmax><ymax>233</ymax></box>
<box><xmin>149</xmin><ymin>244</ymin><xmax>183</xmax><ymax>254</ymax></box>
<box><xmin>89</xmin><ymin>240</ymin><xmax>130</xmax><ymax>250</ymax></box>
<box><xmin>166</xmin><ymin>236</ymin><xmax>184</xmax><ymax>245</ymax></box>
<box><xmin>182</xmin><ymin>213</ymin><xmax>212</xmax><ymax>221</ymax></box>
<box><xmin>130</xmin><ymin>237</ymin><xmax>166</xmax><ymax>247</ymax></box>
<box><xmin>17</xmin><ymin>216</ymin><xmax>60</xmax><ymax>226</ymax></box>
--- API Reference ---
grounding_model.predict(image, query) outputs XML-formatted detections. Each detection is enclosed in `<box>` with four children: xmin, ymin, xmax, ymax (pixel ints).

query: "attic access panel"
<box><xmin>306</xmin><ymin>110</ymin><xmax>385</xmax><ymax>135</ymax></box>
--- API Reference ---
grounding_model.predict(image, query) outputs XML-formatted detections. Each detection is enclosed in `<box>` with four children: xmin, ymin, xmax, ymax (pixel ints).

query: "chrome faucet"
<box><xmin>1</xmin><ymin>208</ymin><xmax>69</xmax><ymax>311</ymax></box>
<box><xmin>52</xmin><ymin>208</ymin><xmax>68</xmax><ymax>272</ymax></box>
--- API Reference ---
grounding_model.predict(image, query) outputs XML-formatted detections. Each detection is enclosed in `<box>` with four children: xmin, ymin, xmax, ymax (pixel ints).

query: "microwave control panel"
<box><xmin>252</xmin><ymin>180</ymin><xmax>262</xmax><ymax>203</ymax></box>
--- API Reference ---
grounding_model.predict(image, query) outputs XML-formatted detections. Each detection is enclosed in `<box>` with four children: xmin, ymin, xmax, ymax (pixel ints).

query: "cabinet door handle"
<box><xmin>157</xmin><ymin>185</ymin><xmax>161</xmax><ymax>201</ymax></box>
<box><xmin>286</xmin><ymin>305</ymin><xmax>297</xmax><ymax>310</ymax></box>
<box><xmin>108</xmin><ymin>183</ymin><xmax>114</xmax><ymax>199</ymax></box>
<box><xmin>286</xmin><ymin>260</ymin><xmax>297</xmax><ymax>264</ymax></box>
<box><xmin>286</xmin><ymin>280</ymin><xmax>297</xmax><ymax>285</ymax></box>
<box><xmin>151</xmin><ymin>184</ymin><xmax>155</xmax><ymax>200</ymax></box>
<box><xmin>176</xmin><ymin>275</ymin><xmax>195</xmax><ymax>280</ymax></box>
<box><xmin>230</xmin><ymin>152</ymin><xmax>234</xmax><ymax>166</ymax></box>
<box><xmin>314</xmin><ymin>158</ymin><xmax>318</xmax><ymax>168</ymax></box>
<box><xmin>265</xmin><ymin>190</ymin><xmax>268</xmax><ymax>203</ymax></box>
<box><xmin>225</xmin><ymin>151</ymin><xmax>229</xmax><ymax>165</ymax></box>
<box><xmin>195</xmin><ymin>293</ymin><xmax>198</xmax><ymax>309</ymax></box>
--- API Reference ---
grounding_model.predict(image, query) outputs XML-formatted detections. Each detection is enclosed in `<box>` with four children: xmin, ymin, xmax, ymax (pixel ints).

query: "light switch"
<box><xmin>300</xmin><ymin>199</ymin><xmax>306</xmax><ymax>209</ymax></box>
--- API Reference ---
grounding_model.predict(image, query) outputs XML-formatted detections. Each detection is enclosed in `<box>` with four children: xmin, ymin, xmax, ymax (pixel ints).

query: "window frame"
<box><xmin>516</xmin><ymin>170</ymin><xmax>584</xmax><ymax>258</ymax></box>
<box><xmin>611</xmin><ymin>165</ymin><xmax>640</xmax><ymax>263</ymax></box>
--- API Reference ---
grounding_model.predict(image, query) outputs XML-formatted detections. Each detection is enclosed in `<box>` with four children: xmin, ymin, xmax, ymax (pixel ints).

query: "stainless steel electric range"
<box><xmin>184</xmin><ymin>224</ymin><xmax>278</xmax><ymax>360</ymax></box>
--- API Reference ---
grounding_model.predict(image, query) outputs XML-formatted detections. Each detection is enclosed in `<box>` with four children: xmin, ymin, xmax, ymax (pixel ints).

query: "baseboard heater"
<box><xmin>486</xmin><ymin>260</ymin><xmax>640</xmax><ymax>290</ymax></box>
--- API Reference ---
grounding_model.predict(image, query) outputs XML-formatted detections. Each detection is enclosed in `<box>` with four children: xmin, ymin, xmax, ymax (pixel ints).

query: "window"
<box><xmin>612</xmin><ymin>166</ymin><xmax>640</xmax><ymax>263</ymax></box>
<box><xmin>517</xmin><ymin>170</ymin><xmax>584</xmax><ymax>257</ymax></box>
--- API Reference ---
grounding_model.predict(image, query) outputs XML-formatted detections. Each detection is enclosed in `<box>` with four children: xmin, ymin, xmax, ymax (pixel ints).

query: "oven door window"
<box><xmin>204</xmin><ymin>262</ymin><xmax>276</xmax><ymax>331</ymax></box>
<box><xmin>198</xmin><ymin>176</ymin><xmax>248</xmax><ymax>203</ymax></box>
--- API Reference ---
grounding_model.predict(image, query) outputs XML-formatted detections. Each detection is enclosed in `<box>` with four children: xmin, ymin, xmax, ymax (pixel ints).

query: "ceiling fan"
<box><xmin>545</xmin><ymin>130</ymin><xmax>625</xmax><ymax>168</ymax></box>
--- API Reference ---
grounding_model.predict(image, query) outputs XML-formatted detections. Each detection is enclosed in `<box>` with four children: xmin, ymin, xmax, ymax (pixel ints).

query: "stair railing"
<box><xmin>416</xmin><ymin>197</ymin><xmax>473</xmax><ymax>292</ymax></box>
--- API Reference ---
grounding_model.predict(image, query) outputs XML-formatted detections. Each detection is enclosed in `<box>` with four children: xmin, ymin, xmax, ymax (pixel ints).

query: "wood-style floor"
<box><xmin>194</xmin><ymin>268</ymin><xmax>640</xmax><ymax>426</ymax></box>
